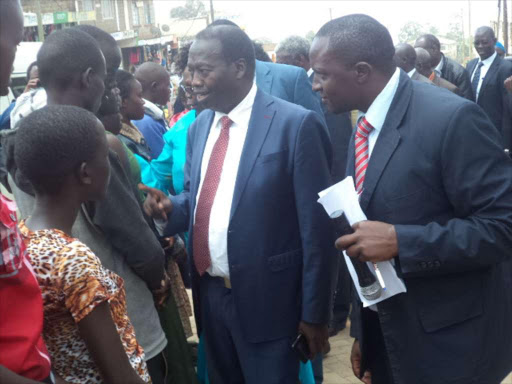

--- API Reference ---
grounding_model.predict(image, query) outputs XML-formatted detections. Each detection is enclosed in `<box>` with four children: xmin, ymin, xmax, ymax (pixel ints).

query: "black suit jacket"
<box><xmin>349</xmin><ymin>71</ymin><xmax>512</xmax><ymax>383</ymax></box>
<box><xmin>440</xmin><ymin>53</ymin><xmax>474</xmax><ymax>100</ymax></box>
<box><xmin>308</xmin><ymin>72</ymin><xmax>353</xmax><ymax>182</ymax></box>
<box><xmin>467</xmin><ymin>55</ymin><xmax>512</xmax><ymax>147</ymax></box>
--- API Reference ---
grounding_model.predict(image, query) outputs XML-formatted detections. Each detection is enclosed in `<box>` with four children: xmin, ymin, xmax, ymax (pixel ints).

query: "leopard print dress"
<box><xmin>19</xmin><ymin>221</ymin><xmax>151</xmax><ymax>383</ymax></box>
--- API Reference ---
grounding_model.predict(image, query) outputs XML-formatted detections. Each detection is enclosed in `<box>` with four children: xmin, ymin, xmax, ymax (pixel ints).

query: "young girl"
<box><xmin>15</xmin><ymin>105</ymin><xmax>150</xmax><ymax>384</ymax></box>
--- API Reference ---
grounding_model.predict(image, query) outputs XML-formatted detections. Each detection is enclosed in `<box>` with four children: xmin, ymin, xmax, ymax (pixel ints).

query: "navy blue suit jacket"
<box><xmin>467</xmin><ymin>55</ymin><xmax>512</xmax><ymax>142</ymax></box>
<box><xmin>255</xmin><ymin>60</ymin><xmax>323</xmax><ymax>118</ymax></box>
<box><xmin>349</xmin><ymin>71</ymin><xmax>512</xmax><ymax>383</ymax></box>
<box><xmin>165</xmin><ymin>89</ymin><xmax>338</xmax><ymax>343</ymax></box>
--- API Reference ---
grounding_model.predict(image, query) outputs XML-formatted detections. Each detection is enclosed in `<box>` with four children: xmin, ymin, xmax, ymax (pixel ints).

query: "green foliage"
<box><xmin>170</xmin><ymin>0</ymin><xmax>206</xmax><ymax>19</ymax></box>
<box><xmin>305</xmin><ymin>30</ymin><xmax>316</xmax><ymax>43</ymax></box>
<box><xmin>398</xmin><ymin>21</ymin><xmax>440</xmax><ymax>44</ymax></box>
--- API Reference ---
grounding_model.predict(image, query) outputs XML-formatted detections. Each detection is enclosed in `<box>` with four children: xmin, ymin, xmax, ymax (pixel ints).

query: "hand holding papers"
<box><xmin>318</xmin><ymin>177</ymin><xmax>407</xmax><ymax>307</ymax></box>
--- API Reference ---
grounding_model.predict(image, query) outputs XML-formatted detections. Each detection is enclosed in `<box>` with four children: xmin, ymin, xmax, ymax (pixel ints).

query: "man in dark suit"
<box><xmin>393</xmin><ymin>43</ymin><xmax>432</xmax><ymax>84</ymax></box>
<box><xmin>145</xmin><ymin>25</ymin><xmax>337</xmax><ymax>383</ymax></box>
<box><xmin>415</xmin><ymin>34</ymin><xmax>473</xmax><ymax>100</ymax></box>
<box><xmin>311</xmin><ymin>14</ymin><xmax>512</xmax><ymax>384</ymax></box>
<box><xmin>467</xmin><ymin>26</ymin><xmax>512</xmax><ymax>145</ymax></box>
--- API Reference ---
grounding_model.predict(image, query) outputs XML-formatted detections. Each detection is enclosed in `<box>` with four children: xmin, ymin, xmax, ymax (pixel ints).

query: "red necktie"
<box><xmin>193</xmin><ymin>116</ymin><xmax>233</xmax><ymax>276</ymax></box>
<box><xmin>354</xmin><ymin>117</ymin><xmax>374</xmax><ymax>194</ymax></box>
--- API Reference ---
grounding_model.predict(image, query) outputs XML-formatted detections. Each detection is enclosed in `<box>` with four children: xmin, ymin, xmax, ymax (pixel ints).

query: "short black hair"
<box><xmin>175</xmin><ymin>41</ymin><xmax>192</xmax><ymax>73</ymax></box>
<box><xmin>253</xmin><ymin>41</ymin><xmax>271</xmax><ymax>62</ymax></box>
<box><xmin>116</xmin><ymin>69</ymin><xmax>135</xmax><ymax>100</ymax></box>
<box><xmin>15</xmin><ymin>105</ymin><xmax>104</xmax><ymax>195</ymax></box>
<box><xmin>26</xmin><ymin>61</ymin><xmax>38</xmax><ymax>82</ymax></box>
<box><xmin>196</xmin><ymin>25</ymin><xmax>256</xmax><ymax>78</ymax></box>
<box><xmin>316</xmin><ymin>14</ymin><xmax>395</xmax><ymax>73</ymax></box>
<box><xmin>37</xmin><ymin>28</ymin><xmax>104</xmax><ymax>91</ymax></box>
<box><xmin>416</xmin><ymin>34</ymin><xmax>441</xmax><ymax>50</ymax></box>
<box><xmin>208</xmin><ymin>19</ymin><xmax>239</xmax><ymax>28</ymax></box>
<box><xmin>74</xmin><ymin>24</ymin><xmax>118</xmax><ymax>54</ymax></box>
<box><xmin>475</xmin><ymin>26</ymin><xmax>496</xmax><ymax>39</ymax></box>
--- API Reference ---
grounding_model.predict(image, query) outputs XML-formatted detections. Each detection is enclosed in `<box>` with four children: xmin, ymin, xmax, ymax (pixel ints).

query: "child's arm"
<box><xmin>78</xmin><ymin>302</ymin><xmax>146</xmax><ymax>384</ymax></box>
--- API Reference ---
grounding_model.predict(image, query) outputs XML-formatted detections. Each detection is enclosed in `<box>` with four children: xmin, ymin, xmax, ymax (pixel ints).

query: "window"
<box><xmin>101</xmin><ymin>0</ymin><xmax>114</xmax><ymax>19</ymax></box>
<box><xmin>82</xmin><ymin>0</ymin><xmax>94</xmax><ymax>12</ymax></box>
<box><xmin>132</xmin><ymin>0</ymin><xmax>140</xmax><ymax>26</ymax></box>
<box><xmin>144</xmin><ymin>1</ymin><xmax>152</xmax><ymax>24</ymax></box>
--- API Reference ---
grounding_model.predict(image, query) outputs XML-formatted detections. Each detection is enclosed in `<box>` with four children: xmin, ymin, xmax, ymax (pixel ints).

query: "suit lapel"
<box><xmin>190</xmin><ymin>110</ymin><xmax>215</xmax><ymax>202</ymax></box>
<box><xmin>255</xmin><ymin>61</ymin><xmax>273</xmax><ymax>94</ymax></box>
<box><xmin>355</xmin><ymin>72</ymin><xmax>412</xmax><ymax>212</ymax></box>
<box><xmin>230</xmin><ymin>90</ymin><xmax>275</xmax><ymax>220</ymax></box>
<box><xmin>467</xmin><ymin>59</ymin><xmax>476</xmax><ymax>79</ymax></box>
<box><xmin>479</xmin><ymin>56</ymin><xmax>501</xmax><ymax>98</ymax></box>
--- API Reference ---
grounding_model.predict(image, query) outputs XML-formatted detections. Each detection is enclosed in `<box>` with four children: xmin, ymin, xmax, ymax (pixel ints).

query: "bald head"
<box><xmin>414</xmin><ymin>47</ymin><xmax>433</xmax><ymax>78</ymax></box>
<box><xmin>394</xmin><ymin>43</ymin><xmax>417</xmax><ymax>73</ymax></box>
<box><xmin>135</xmin><ymin>62</ymin><xmax>171</xmax><ymax>105</ymax></box>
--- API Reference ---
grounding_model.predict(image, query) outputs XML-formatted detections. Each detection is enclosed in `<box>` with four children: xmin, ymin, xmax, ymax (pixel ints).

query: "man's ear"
<box><xmin>151</xmin><ymin>81</ymin><xmax>158</xmax><ymax>91</ymax></box>
<box><xmin>234</xmin><ymin>58</ymin><xmax>248</xmax><ymax>80</ymax></box>
<box><xmin>78</xmin><ymin>162</ymin><xmax>93</xmax><ymax>186</ymax></box>
<box><xmin>354</xmin><ymin>62</ymin><xmax>372</xmax><ymax>84</ymax></box>
<box><xmin>81</xmin><ymin>67</ymin><xmax>94</xmax><ymax>89</ymax></box>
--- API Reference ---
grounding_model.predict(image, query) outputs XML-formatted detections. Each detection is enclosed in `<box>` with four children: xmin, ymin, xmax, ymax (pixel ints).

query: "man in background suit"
<box><xmin>145</xmin><ymin>25</ymin><xmax>337</xmax><ymax>383</ymax></box>
<box><xmin>415</xmin><ymin>33</ymin><xmax>473</xmax><ymax>100</ymax></box>
<box><xmin>467</xmin><ymin>26</ymin><xmax>512</xmax><ymax>146</ymax></box>
<box><xmin>311</xmin><ymin>14</ymin><xmax>512</xmax><ymax>384</ymax></box>
<box><xmin>393</xmin><ymin>43</ymin><xmax>432</xmax><ymax>84</ymax></box>
<box><xmin>415</xmin><ymin>47</ymin><xmax>461</xmax><ymax>95</ymax></box>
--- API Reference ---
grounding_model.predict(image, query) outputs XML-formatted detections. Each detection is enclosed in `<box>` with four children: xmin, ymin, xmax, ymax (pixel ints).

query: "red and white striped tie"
<box><xmin>354</xmin><ymin>116</ymin><xmax>374</xmax><ymax>194</ymax></box>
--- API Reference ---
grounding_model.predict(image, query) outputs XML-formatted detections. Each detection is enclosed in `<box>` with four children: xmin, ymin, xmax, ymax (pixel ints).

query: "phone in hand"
<box><xmin>291</xmin><ymin>333</ymin><xmax>310</xmax><ymax>363</ymax></box>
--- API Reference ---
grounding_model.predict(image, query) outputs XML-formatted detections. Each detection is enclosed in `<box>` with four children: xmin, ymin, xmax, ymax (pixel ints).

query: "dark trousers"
<box><xmin>200</xmin><ymin>275</ymin><xmax>300</xmax><ymax>384</ymax></box>
<box><xmin>362</xmin><ymin>309</ymin><xmax>394</xmax><ymax>384</ymax></box>
<box><xmin>147</xmin><ymin>352</ymin><xmax>167</xmax><ymax>384</ymax></box>
<box><xmin>330</xmin><ymin>258</ymin><xmax>351</xmax><ymax>330</ymax></box>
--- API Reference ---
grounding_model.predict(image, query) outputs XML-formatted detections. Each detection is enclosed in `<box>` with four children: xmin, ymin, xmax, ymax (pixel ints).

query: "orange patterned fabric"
<box><xmin>19</xmin><ymin>221</ymin><xmax>150</xmax><ymax>384</ymax></box>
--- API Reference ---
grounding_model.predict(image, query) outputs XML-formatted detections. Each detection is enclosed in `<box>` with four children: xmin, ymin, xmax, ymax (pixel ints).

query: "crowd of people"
<box><xmin>1</xmin><ymin>0</ymin><xmax>512</xmax><ymax>383</ymax></box>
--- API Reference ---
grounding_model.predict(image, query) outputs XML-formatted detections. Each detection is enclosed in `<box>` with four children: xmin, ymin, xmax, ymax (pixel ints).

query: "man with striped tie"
<box><xmin>310</xmin><ymin>14</ymin><xmax>512</xmax><ymax>384</ymax></box>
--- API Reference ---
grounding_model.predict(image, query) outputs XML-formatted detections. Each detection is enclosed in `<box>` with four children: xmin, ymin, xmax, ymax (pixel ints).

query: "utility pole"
<box><xmin>498</xmin><ymin>0</ymin><xmax>502</xmax><ymax>39</ymax></box>
<box><xmin>329</xmin><ymin>8</ymin><xmax>333</xmax><ymax>21</ymax></box>
<box><xmin>210</xmin><ymin>0</ymin><xmax>215</xmax><ymax>23</ymax></box>
<box><xmin>468</xmin><ymin>0</ymin><xmax>472</xmax><ymax>54</ymax></box>
<box><xmin>36</xmin><ymin>0</ymin><xmax>45</xmax><ymax>42</ymax></box>
<box><xmin>504</xmin><ymin>0</ymin><xmax>509</xmax><ymax>53</ymax></box>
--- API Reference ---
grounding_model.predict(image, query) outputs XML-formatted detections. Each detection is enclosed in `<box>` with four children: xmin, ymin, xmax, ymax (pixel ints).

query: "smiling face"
<box><xmin>188</xmin><ymin>38</ymin><xmax>241</xmax><ymax>113</ymax></box>
<box><xmin>474</xmin><ymin>30</ymin><xmax>497</xmax><ymax>61</ymax></box>
<box><xmin>310</xmin><ymin>36</ymin><xmax>360</xmax><ymax>114</ymax></box>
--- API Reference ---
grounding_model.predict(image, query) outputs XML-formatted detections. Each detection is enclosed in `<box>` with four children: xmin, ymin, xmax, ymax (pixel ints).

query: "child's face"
<box><xmin>86</xmin><ymin>121</ymin><xmax>111</xmax><ymax>201</ymax></box>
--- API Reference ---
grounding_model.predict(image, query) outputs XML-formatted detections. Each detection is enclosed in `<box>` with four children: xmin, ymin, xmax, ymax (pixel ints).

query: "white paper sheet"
<box><xmin>318</xmin><ymin>176</ymin><xmax>407</xmax><ymax>307</ymax></box>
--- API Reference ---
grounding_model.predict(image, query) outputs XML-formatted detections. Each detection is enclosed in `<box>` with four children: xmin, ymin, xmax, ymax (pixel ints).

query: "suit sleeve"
<box><xmin>459</xmin><ymin>64</ymin><xmax>474</xmax><ymax>101</ymax></box>
<box><xmin>92</xmin><ymin>151</ymin><xmax>165</xmax><ymax>290</ymax></box>
<box><xmin>293</xmin><ymin>111</ymin><xmax>338</xmax><ymax>324</ymax></box>
<box><xmin>395</xmin><ymin>102</ymin><xmax>512</xmax><ymax>277</ymax></box>
<box><xmin>163</xmin><ymin>121</ymin><xmax>195</xmax><ymax>236</ymax></box>
<box><xmin>293</xmin><ymin>69</ymin><xmax>325</xmax><ymax>120</ymax></box>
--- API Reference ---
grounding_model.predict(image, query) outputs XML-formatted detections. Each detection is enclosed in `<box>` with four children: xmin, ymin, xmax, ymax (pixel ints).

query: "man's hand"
<box><xmin>23</xmin><ymin>78</ymin><xmax>39</xmax><ymax>93</ymax></box>
<box><xmin>335</xmin><ymin>221</ymin><xmax>398</xmax><ymax>263</ymax></box>
<box><xmin>298</xmin><ymin>321</ymin><xmax>329</xmax><ymax>360</ymax></box>
<box><xmin>504</xmin><ymin>76</ymin><xmax>512</xmax><ymax>93</ymax></box>
<box><xmin>351</xmin><ymin>339</ymin><xmax>372</xmax><ymax>384</ymax></box>
<box><xmin>139</xmin><ymin>184</ymin><xmax>172</xmax><ymax>221</ymax></box>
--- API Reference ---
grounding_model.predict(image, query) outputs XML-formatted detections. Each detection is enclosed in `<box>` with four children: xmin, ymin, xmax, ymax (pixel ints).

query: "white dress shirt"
<box><xmin>434</xmin><ymin>54</ymin><xmax>444</xmax><ymax>77</ymax></box>
<box><xmin>407</xmin><ymin>68</ymin><xmax>416</xmax><ymax>78</ymax></box>
<box><xmin>471</xmin><ymin>51</ymin><xmax>497</xmax><ymax>102</ymax></box>
<box><xmin>358</xmin><ymin>67</ymin><xmax>401</xmax><ymax>158</ymax></box>
<box><xmin>307</xmin><ymin>68</ymin><xmax>314</xmax><ymax>77</ymax></box>
<box><xmin>194</xmin><ymin>83</ymin><xmax>258</xmax><ymax>278</ymax></box>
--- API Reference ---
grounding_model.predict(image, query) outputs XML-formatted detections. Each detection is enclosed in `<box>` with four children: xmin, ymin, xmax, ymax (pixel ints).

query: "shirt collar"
<box><xmin>142</xmin><ymin>98</ymin><xmax>164</xmax><ymax>120</ymax></box>
<box><xmin>359</xmin><ymin>67</ymin><xmax>401</xmax><ymax>133</ymax></box>
<box><xmin>213</xmin><ymin>83</ymin><xmax>257</xmax><ymax>127</ymax></box>
<box><xmin>479</xmin><ymin>51</ymin><xmax>497</xmax><ymax>67</ymax></box>
<box><xmin>307</xmin><ymin>68</ymin><xmax>314</xmax><ymax>77</ymax></box>
<box><xmin>434</xmin><ymin>54</ymin><xmax>444</xmax><ymax>75</ymax></box>
<box><xmin>407</xmin><ymin>68</ymin><xmax>416</xmax><ymax>78</ymax></box>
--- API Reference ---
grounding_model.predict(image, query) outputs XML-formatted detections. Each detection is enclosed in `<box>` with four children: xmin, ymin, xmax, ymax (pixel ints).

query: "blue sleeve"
<box><xmin>140</xmin><ymin>130</ymin><xmax>174</xmax><ymax>193</ymax></box>
<box><xmin>133</xmin><ymin>116</ymin><xmax>166</xmax><ymax>158</ymax></box>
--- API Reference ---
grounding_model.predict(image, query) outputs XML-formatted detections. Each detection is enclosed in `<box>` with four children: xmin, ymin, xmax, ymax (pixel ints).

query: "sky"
<box><xmin>153</xmin><ymin>0</ymin><xmax>502</xmax><ymax>44</ymax></box>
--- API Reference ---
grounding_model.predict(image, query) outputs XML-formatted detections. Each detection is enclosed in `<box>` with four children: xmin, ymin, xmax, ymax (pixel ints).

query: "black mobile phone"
<box><xmin>291</xmin><ymin>333</ymin><xmax>310</xmax><ymax>363</ymax></box>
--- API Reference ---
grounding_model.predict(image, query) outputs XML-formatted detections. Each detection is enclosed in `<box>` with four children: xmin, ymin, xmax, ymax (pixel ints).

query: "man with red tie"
<box><xmin>310</xmin><ymin>14</ymin><xmax>512</xmax><ymax>384</ymax></box>
<box><xmin>144</xmin><ymin>25</ymin><xmax>338</xmax><ymax>383</ymax></box>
